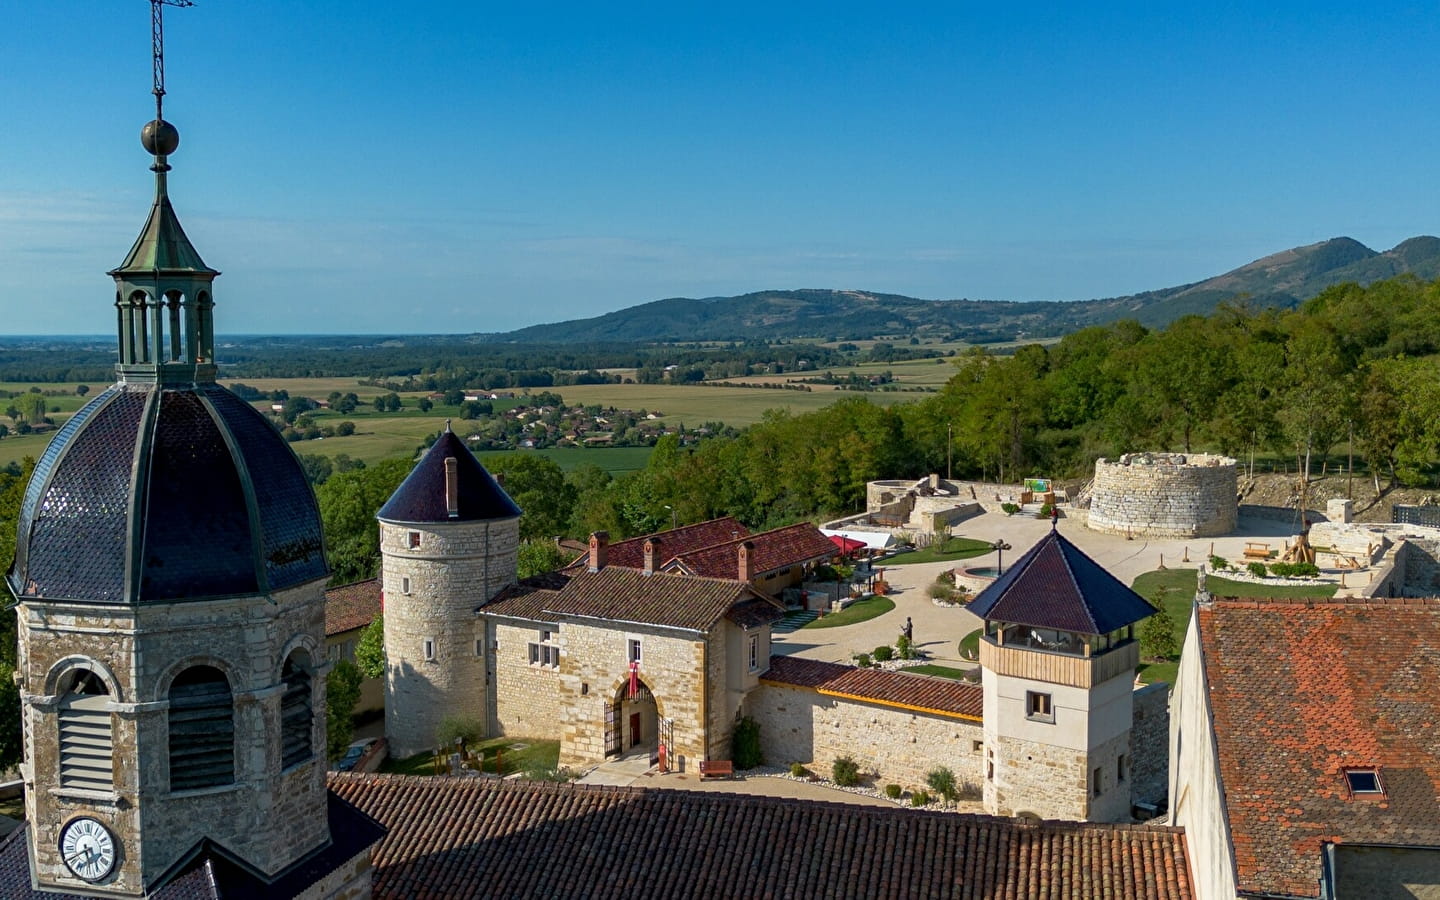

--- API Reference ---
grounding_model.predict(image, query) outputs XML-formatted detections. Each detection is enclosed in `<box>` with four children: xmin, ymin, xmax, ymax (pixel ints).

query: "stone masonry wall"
<box><xmin>556</xmin><ymin>622</ymin><xmax>708</xmax><ymax>771</ymax></box>
<box><xmin>489</xmin><ymin>618</ymin><xmax>563</xmax><ymax>740</ymax></box>
<box><xmin>984</xmin><ymin>732</ymin><xmax>1090</xmax><ymax>821</ymax></box>
<box><xmin>381</xmin><ymin>516</ymin><xmax>518</xmax><ymax>758</ymax></box>
<box><xmin>1087</xmin><ymin>453</ymin><xmax>1238</xmax><ymax>538</ymax></box>
<box><xmin>1129</xmin><ymin>681</ymin><xmax>1170</xmax><ymax>811</ymax></box>
<box><xmin>19</xmin><ymin>580</ymin><xmax>332</xmax><ymax>892</ymax></box>
<box><xmin>746</xmin><ymin>683</ymin><xmax>984</xmax><ymax>792</ymax></box>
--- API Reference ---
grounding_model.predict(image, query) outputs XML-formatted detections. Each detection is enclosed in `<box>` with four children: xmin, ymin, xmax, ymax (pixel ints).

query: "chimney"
<box><xmin>444</xmin><ymin>457</ymin><xmax>459</xmax><ymax>518</ymax></box>
<box><xmin>643</xmin><ymin>538</ymin><xmax>661</xmax><ymax>576</ymax></box>
<box><xmin>738</xmin><ymin>541</ymin><xmax>755</xmax><ymax>583</ymax></box>
<box><xmin>588</xmin><ymin>532</ymin><xmax>610</xmax><ymax>573</ymax></box>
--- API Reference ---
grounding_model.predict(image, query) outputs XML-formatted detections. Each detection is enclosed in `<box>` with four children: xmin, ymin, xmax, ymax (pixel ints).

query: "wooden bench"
<box><xmin>699</xmin><ymin>760</ymin><xmax>734</xmax><ymax>780</ymax></box>
<box><xmin>1243</xmin><ymin>542</ymin><xmax>1271</xmax><ymax>560</ymax></box>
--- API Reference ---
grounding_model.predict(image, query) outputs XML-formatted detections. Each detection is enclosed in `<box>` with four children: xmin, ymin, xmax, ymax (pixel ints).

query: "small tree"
<box><xmin>872</xmin><ymin>645</ymin><xmax>894</xmax><ymax>662</ymax></box>
<box><xmin>518</xmin><ymin>539</ymin><xmax>567</xmax><ymax>578</ymax></box>
<box><xmin>325</xmin><ymin>660</ymin><xmax>363</xmax><ymax>760</ymax></box>
<box><xmin>732</xmin><ymin>716</ymin><xmax>763</xmax><ymax>769</ymax></box>
<box><xmin>435</xmin><ymin>715</ymin><xmax>484</xmax><ymax>751</ymax></box>
<box><xmin>354</xmin><ymin>615</ymin><xmax>386</xmax><ymax>680</ymax></box>
<box><xmin>1141</xmin><ymin>589</ymin><xmax>1179</xmax><ymax>661</ymax></box>
<box><xmin>926</xmin><ymin>766</ymin><xmax>958</xmax><ymax>802</ymax></box>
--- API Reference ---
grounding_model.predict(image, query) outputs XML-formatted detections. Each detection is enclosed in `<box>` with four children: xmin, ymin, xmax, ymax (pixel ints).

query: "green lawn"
<box><xmin>904</xmin><ymin>664</ymin><xmax>973</xmax><ymax>681</ymax></box>
<box><xmin>803</xmin><ymin>595</ymin><xmax>896</xmax><ymax>629</ymax></box>
<box><xmin>380</xmin><ymin>737</ymin><xmax>561</xmax><ymax>777</ymax></box>
<box><xmin>1129</xmin><ymin>568</ymin><xmax>1337</xmax><ymax>686</ymax></box>
<box><xmin>958</xmin><ymin>628</ymin><xmax>982</xmax><ymax>660</ymax></box>
<box><xmin>884</xmin><ymin>539</ymin><xmax>995</xmax><ymax>566</ymax></box>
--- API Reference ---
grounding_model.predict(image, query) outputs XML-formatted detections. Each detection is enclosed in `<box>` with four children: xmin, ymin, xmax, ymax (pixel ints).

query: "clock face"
<box><xmin>59</xmin><ymin>817</ymin><xmax>116</xmax><ymax>883</ymax></box>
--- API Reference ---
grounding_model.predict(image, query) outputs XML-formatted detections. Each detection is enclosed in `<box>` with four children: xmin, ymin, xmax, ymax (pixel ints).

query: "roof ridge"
<box><xmin>1052</xmin><ymin>533</ymin><xmax>1101</xmax><ymax>633</ymax></box>
<box><xmin>1211</xmin><ymin>595</ymin><xmax>1440</xmax><ymax>609</ymax></box>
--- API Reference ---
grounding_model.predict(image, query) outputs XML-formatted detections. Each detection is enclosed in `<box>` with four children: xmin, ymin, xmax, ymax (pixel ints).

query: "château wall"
<box><xmin>1129</xmin><ymin>681</ymin><xmax>1170</xmax><ymax>811</ymax></box>
<box><xmin>746</xmin><ymin>683</ymin><xmax>984</xmax><ymax>792</ymax></box>
<box><xmin>1087</xmin><ymin>453</ymin><xmax>1238</xmax><ymax>538</ymax></box>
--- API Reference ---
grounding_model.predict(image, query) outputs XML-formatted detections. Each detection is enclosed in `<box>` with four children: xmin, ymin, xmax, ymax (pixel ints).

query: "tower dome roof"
<box><xmin>7</xmin><ymin>383</ymin><xmax>327</xmax><ymax>604</ymax></box>
<box><xmin>377</xmin><ymin>428</ymin><xmax>521</xmax><ymax>524</ymax></box>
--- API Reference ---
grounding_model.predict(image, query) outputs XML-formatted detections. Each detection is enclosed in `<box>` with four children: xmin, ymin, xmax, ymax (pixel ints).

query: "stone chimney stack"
<box><xmin>738</xmin><ymin>541</ymin><xmax>756</xmax><ymax>582</ymax></box>
<box><xmin>643</xmin><ymin>538</ymin><xmax>661</xmax><ymax>576</ymax></box>
<box><xmin>444</xmin><ymin>457</ymin><xmax>459</xmax><ymax>518</ymax></box>
<box><xmin>588</xmin><ymin>532</ymin><xmax>610</xmax><ymax>573</ymax></box>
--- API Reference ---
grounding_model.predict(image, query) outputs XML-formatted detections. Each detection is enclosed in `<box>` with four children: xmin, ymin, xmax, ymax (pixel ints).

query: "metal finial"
<box><xmin>143</xmin><ymin>1</ymin><xmax>194</xmax><ymax>167</ymax></box>
<box><xmin>445</xmin><ymin>419</ymin><xmax>452</xmax><ymax>433</ymax></box>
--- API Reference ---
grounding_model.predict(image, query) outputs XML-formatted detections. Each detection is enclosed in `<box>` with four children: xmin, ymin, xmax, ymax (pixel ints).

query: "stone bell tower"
<box><xmin>968</xmin><ymin>525</ymin><xmax>1156</xmax><ymax>823</ymax></box>
<box><xmin>0</xmin><ymin>4</ymin><xmax>381</xmax><ymax>895</ymax></box>
<box><xmin>377</xmin><ymin>424</ymin><xmax>521</xmax><ymax>758</ymax></box>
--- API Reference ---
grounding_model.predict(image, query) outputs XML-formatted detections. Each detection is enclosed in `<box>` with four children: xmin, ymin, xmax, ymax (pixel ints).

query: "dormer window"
<box><xmin>1345</xmin><ymin>768</ymin><xmax>1383</xmax><ymax>796</ymax></box>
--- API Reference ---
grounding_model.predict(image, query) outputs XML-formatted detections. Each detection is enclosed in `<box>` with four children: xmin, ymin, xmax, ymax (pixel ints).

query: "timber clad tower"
<box><xmin>0</xmin><ymin>7</ymin><xmax>383</xmax><ymax>896</ymax></box>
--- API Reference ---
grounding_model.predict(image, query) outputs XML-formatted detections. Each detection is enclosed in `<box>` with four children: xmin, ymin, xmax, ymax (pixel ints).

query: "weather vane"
<box><xmin>150</xmin><ymin>0</ymin><xmax>195</xmax><ymax>123</ymax></box>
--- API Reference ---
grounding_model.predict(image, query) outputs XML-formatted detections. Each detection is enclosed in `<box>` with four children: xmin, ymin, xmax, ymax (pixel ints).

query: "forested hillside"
<box><xmin>307</xmin><ymin>274</ymin><xmax>1440</xmax><ymax>583</ymax></box>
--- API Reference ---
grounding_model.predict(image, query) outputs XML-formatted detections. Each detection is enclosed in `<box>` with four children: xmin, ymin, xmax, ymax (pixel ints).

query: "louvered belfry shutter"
<box><xmin>280</xmin><ymin>660</ymin><xmax>313</xmax><ymax>769</ymax></box>
<box><xmin>168</xmin><ymin>668</ymin><xmax>234</xmax><ymax>791</ymax></box>
<box><xmin>59</xmin><ymin>694</ymin><xmax>113</xmax><ymax>792</ymax></box>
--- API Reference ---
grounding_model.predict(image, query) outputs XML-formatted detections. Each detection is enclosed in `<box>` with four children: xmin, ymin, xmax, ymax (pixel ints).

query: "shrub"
<box><xmin>1247</xmin><ymin>561</ymin><xmax>1268</xmax><ymax>578</ymax></box>
<box><xmin>911</xmin><ymin>789</ymin><xmax>931</xmax><ymax>806</ymax></box>
<box><xmin>789</xmin><ymin>762</ymin><xmax>810</xmax><ymax>778</ymax></box>
<box><xmin>1001</xmin><ymin>502</ymin><xmax>1020</xmax><ymax>516</ymax></box>
<box><xmin>896</xmin><ymin>635</ymin><xmax>917</xmax><ymax>660</ymax></box>
<box><xmin>1293</xmin><ymin>562</ymin><xmax>1319</xmax><ymax>577</ymax></box>
<box><xmin>1035</xmin><ymin>503</ymin><xmax>1053</xmax><ymax>519</ymax></box>
<box><xmin>1209</xmin><ymin>555</ymin><xmax>1230</xmax><ymax>571</ymax></box>
<box><xmin>872</xmin><ymin>645</ymin><xmax>894</xmax><ymax>662</ymax></box>
<box><xmin>854</xmin><ymin>652</ymin><xmax>872</xmax><ymax>668</ymax></box>
<box><xmin>732</xmin><ymin>716</ymin><xmax>763</xmax><ymax>769</ymax></box>
<box><xmin>927</xmin><ymin>580</ymin><xmax>954</xmax><ymax>600</ymax></box>
<box><xmin>884</xmin><ymin>783</ymin><xmax>903</xmax><ymax>799</ymax></box>
<box><xmin>1141</xmin><ymin>596</ymin><xmax>1179</xmax><ymax>661</ymax></box>
<box><xmin>937</xmin><ymin>569</ymin><xmax>956</xmax><ymax>585</ymax></box>
<box><xmin>435</xmin><ymin>715</ymin><xmax>484</xmax><ymax>750</ymax></box>
<box><xmin>926</xmin><ymin>766</ymin><xmax>958</xmax><ymax>802</ymax></box>
<box><xmin>832</xmin><ymin>756</ymin><xmax>861</xmax><ymax>787</ymax></box>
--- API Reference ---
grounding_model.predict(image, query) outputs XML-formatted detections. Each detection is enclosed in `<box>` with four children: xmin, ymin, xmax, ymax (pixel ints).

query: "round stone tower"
<box><xmin>377</xmin><ymin>425</ymin><xmax>521</xmax><ymax>758</ymax></box>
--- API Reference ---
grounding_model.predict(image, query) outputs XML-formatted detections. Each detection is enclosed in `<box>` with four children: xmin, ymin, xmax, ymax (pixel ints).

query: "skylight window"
<box><xmin>1344</xmin><ymin>769</ymin><xmax>1383</xmax><ymax>795</ymax></box>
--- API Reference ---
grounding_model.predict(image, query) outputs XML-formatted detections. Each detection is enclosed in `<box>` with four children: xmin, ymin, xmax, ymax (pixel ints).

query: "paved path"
<box><xmin>773</xmin><ymin>509</ymin><xmax>1298</xmax><ymax>667</ymax></box>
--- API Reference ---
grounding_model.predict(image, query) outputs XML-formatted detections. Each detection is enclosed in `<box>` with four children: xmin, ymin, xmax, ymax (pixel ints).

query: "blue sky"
<box><xmin>4</xmin><ymin>2</ymin><xmax>1438</xmax><ymax>335</ymax></box>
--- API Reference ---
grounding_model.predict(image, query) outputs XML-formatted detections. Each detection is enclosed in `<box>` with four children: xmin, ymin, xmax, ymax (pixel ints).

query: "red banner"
<box><xmin>629</xmin><ymin>661</ymin><xmax>639</xmax><ymax>698</ymax></box>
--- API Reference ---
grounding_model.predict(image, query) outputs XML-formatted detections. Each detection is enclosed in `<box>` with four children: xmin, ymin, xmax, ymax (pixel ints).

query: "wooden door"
<box><xmin>629</xmin><ymin>712</ymin><xmax>641</xmax><ymax>746</ymax></box>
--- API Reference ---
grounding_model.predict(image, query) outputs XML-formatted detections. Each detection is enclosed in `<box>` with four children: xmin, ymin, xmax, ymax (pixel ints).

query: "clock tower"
<box><xmin>0</xmin><ymin>4</ymin><xmax>382</xmax><ymax>897</ymax></box>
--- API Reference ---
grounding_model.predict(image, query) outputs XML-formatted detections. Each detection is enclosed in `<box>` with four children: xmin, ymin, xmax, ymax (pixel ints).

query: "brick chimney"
<box><xmin>588</xmin><ymin>531</ymin><xmax>610</xmax><ymax>573</ymax></box>
<box><xmin>444</xmin><ymin>457</ymin><xmax>459</xmax><ymax>518</ymax></box>
<box><xmin>643</xmin><ymin>538</ymin><xmax>661</xmax><ymax>576</ymax></box>
<box><xmin>738</xmin><ymin>541</ymin><xmax>756</xmax><ymax>583</ymax></box>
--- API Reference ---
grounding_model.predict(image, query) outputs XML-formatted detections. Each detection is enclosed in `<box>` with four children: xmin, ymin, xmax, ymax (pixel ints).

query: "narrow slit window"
<box><xmin>423</xmin><ymin>639</ymin><xmax>435</xmax><ymax>661</ymax></box>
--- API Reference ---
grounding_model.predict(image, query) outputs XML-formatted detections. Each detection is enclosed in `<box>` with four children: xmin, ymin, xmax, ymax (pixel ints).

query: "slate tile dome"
<box><xmin>7</xmin><ymin>383</ymin><xmax>327</xmax><ymax>604</ymax></box>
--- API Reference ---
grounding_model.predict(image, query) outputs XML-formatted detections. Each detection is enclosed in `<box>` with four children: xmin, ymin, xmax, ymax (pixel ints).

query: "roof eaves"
<box><xmin>545</xmin><ymin>610</ymin><xmax>708</xmax><ymax>634</ymax></box>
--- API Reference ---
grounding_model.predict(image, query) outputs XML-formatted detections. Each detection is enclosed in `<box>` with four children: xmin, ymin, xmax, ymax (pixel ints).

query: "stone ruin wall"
<box><xmin>1087</xmin><ymin>453</ymin><xmax>1238</xmax><ymax>538</ymax></box>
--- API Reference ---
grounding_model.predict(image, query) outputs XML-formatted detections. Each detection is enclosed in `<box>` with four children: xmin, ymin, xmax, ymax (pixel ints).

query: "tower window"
<box><xmin>408</xmin><ymin>531</ymin><xmax>421</xmax><ymax>549</ymax></box>
<box><xmin>1092</xmin><ymin>766</ymin><xmax>1103</xmax><ymax>797</ymax></box>
<box><xmin>279</xmin><ymin>652</ymin><xmax>314</xmax><ymax>770</ymax></box>
<box><xmin>168</xmin><ymin>666</ymin><xmax>234</xmax><ymax>791</ymax></box>
<box><xmin>1118</xmin><ymin>754</ymin><xmax>1128</xmax><ymax>783</ymax></box>
<box><xmin>58</xmin><ymin>669</ymin><xmax>113</xmax><ymax>793</ymax></box>
<box><xmin>423</xmin><ymin>639</ymin><xmax>435</xmax><ymax>661</ymax></box>
<box><xmin>401</xmin><ymin>576</ymin><xmax>412</xmax><ymax>595</ymax></box>
<box><xmin>1025</xmin><ymin>691</ymin><xmax>1054</xmax><ymax>723</ymax></box>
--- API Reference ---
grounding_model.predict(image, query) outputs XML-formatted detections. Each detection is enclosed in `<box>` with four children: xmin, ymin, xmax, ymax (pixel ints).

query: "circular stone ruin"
<box><xmin>1086</xmin><ymin>452</ymin><xmax>1238</xmax><ymax>538</ymax></box>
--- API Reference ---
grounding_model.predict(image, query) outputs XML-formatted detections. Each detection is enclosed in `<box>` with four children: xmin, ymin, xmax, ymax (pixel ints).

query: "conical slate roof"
<box><xmin>966</xmin><ymin>527</ymin><xmax>1155</xmax><ymax>635</ymax></box>
<box><xmin>109</xmin><ymin>192</ymin><xmax>217</xmax><ymax>275</ymax></box>
<box><xmin>377</xmin><ymin>429</ymin><xmax>521</xmax><ymax>524</ymax></box>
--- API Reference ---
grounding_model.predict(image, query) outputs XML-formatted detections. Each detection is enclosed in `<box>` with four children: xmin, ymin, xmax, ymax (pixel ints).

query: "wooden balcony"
<box><xmin>979</xmin><ymin>637</ymin><xmax>1138</xmax><ymax>689</ymax></box>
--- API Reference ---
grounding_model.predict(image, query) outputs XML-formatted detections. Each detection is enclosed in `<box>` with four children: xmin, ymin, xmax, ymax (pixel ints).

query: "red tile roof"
<box><xmin>565</xmin><ymin>517</ymin><xmax>749</xmax><ymax>570</ymax></box>
<box><xmin>329</xmin><ymin>774</ymin><xmax>1194</xmax><ymax>900</ymax></box>
<box><xmin>667</xmin><ymin>522</ymin><xmax>837</xmax><ymax>579</ymax></box>
<box><xmin>763</xmin><ymin>654</ymin><xmax>984</xmax><ymax>721</ymax></box>
<box><xmin>1197</xmin><ymin>597</ymin><xmax>1440</xmax><ymax>898</ymax></box>
<box><xmin>324</xmin><ymin>579</ymin><xmax>382</xmax><ymax>636</ymax></box>
<box><xmin>543</xmin><ymin>568</ymin><xmax>755</xmax><ymax>631</ymax></box>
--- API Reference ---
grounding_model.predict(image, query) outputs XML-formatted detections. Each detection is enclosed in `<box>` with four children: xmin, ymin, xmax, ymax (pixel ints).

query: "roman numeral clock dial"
<box><xmin>60</xmin><ymin>817</ymin><xmax>117</xmax><ymax>883</ymax></box>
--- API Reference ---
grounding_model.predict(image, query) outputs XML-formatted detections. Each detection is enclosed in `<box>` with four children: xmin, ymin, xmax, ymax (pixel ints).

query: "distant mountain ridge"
<box><xmin>496</xmin><ymin>236</ymin><xmax>1440</xmax><ymax>343</ymax></box>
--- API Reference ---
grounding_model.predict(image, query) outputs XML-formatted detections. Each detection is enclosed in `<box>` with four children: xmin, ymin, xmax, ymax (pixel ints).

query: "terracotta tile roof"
<box><xmin>667</xmin><ymin>522</ymin><xmax>837</xmax><ymax>579</ymax></box>
<box><xmin>543</xmin><ymin>567</ymin><xmax>753</xmax><ymax>631</ymax></box>
<box><xmin>762</xmin><ymin>654</ymin><xmax>984</xmax><ymax>721</ymax></box>
<box><xmin>967</xmin><ymin>527</ymin><xmax>1156</xmax><ymax>634</ymax></box>
<box><xmin>329</xmin><ymin>774</ymin><xmax>1194</xmax><ymax>900</ymax></box>
<box><xmin>482</xmin><ymin>571</ymin><xmax>571</xmax><ymax>621</ymax></box>
<box><xmin>1197</xmin><ymin>597</ymin><xmax>1440</xmax><ymax>898</ymax></box>
<box><xmin>564</xmin><ymin>516</ymin><xmax>749</xmax><ymax>570</ymax></box>
<box><xmin>725</xmin><ymin>597</ymin><xmax>786</xmax><ymax>629</ymax></box>
<box><xmin>325</xmin><ymin>578</ymin><xmax>382</xmax><ymax>636</ymax></box>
